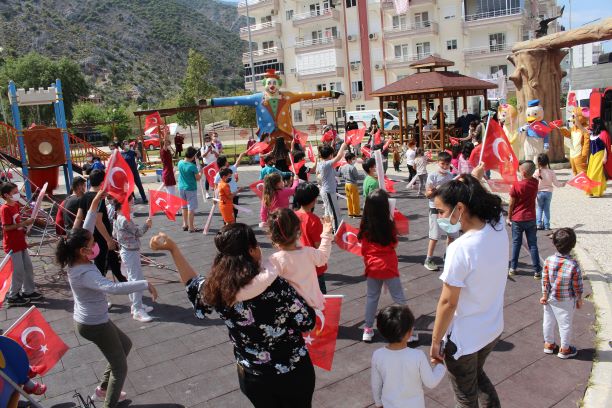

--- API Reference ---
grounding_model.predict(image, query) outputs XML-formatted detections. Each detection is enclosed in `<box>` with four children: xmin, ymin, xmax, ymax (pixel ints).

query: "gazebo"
<box><xmin>370</xmin><ymin>56</ymin><xmax>497</xmax><ymax>150</ymax></box>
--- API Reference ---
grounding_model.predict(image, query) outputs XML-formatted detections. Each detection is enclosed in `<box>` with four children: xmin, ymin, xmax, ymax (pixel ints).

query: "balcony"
<box><xmin>237</xmin><ymin>0</ymin><xmax>278</xmax><ymax>14</ymax></box>
<box><xmin>384</xmin><ymin>21</ymin><xmax>438</xmax><ymax>40</ymax></box>
<box><xmin>463</xmin><ymin>43</ymin><xmax>514</xmax><ymax>61</ymax></box>
<box><xmin>382</xmin><ymin>0</ymin><xmax>436</xmax><ymax>10</ymax></box>
<box><xmin>300</xmin><ymin>94</ymin><xmax>346</xmax><ymax>110</ymax></box>
<box><xmin>295</xmin><ymin>36</ymin><xmax>343</xmax><ymax>54</ymax></box>
<box><xmin>239</xmin><ymin>21</ymin><xmax>281</xmax><ymax>40</ymax></box>
<box><xmin>463</xmin><ymin>8</ymin><xmax>523</xmax><ymax>28</ymax></box>
<box><xmin>292</xmin><ymin>8</ymin><xmax>341</xmax><ymax>27</ymax></box>
<box><xmin>297</xmin><ymin>66</ymin><xmax>345</xmax><ymax>81</ymax></box>
<box><xmin>385</xmin><ymin>52</ymin><xmax>433</xmax><ymax>69</ymax></box>
<box><xmin>242</xmin><ymin>46</ymin><xmax>283</xmax><ymax>63</ymax></box>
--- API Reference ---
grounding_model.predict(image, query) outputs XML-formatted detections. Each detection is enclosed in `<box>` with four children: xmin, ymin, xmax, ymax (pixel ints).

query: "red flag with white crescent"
<box><xmin>302</xmin><ymin>295</ymin><xmax>343</xmax><ymax>371</ymax></box>
<box><xmin>322</xmin><ymin>129</ymin><xmax>336</xmax><ymax>143</ymax></box>
<box><xmin>334</xmin><ymin>221</ymin><xmax>362</xmax><ymax>256</ymax></box>
<box><xmin>361</xmin><ymin>145</ymin><xmax>372</xmax><ymax>158</ymax></box>
<box><xmin>5</xmin><ymin>306</ymin><xmax>69</xmax><ymax>376</ymax></box>
<box><xmin>333</xmin><ymin>159</ymin><xmax>347</xmax><ymax>169</ymax></box>
<box><xmin>149</xmin><ymin>190</ymin><xmax>187</xmax><ymax>221</ymax></box>
<box><xmin>0</xmin><ymin>255</ymin><xmax>12</xmax><ymax>306</ymax></box>
<box><xmin>144</xmin><ymin>112</ymin><xmax>166</xmax><ymax>135</ymax></box>
<box><xmin>249</xmin><ymin>179</ymin><xmax>265</xmax><ymax>199</ymax></box>
<box><xmin>346</xmin><ymin>128</ymin><xmax>367</xmax><ymax>146</ymax></box>
<box><xmin>102</xmin><ymin>150</ymin><xmax>135</xmax><ymax>220</ymax></box>
<box><xmin>384</xmin><ymin>177</ymin><xmax>396</xmax><ymax>193</ymax></box>
<box><xmin>203</xmin><ymin>161</ymin><xmax>220</xmax><ymax>187</ymax></box>
<box><xmin>567</xmin><ymin>172</ymin><xmax>602</xmax><ymax>193</ymax></box>
<box><xmin>481</xmin><ymin>119</ymin><xmax>519</xmax><ymax>183</ymax></box>
<box><xmin>292</xmin><ymin>127</ymin><xmax>309</xmax><ymax>147</ymax></box>
<box><xmin>246</xmin><ymin>142</ymin><xmax>270</xmax><ymax>156</ymax></box>
<box><xmin>307</xmin><ymin>143</ymin><xmax>316</xmax><ymax>163</ymax></box>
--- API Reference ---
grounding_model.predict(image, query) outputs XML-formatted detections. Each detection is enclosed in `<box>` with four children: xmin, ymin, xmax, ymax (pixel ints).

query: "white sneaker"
<box><xmin>362</xmin><ymin>327</ymin><xmax>374</xmax><ymax>343</ymax></box>
<box><xmin>205</xmin><ymin>193</ymin><xmax>211</xmax><ymax>199</ymax></box>
<box><xmin>132</xmin><ymin>309</ymin><xmax>153</xmax><ymax>323</ymax></box>
<box><xmin>131</xmin><ymin>305</ymin><xmax>154</xmax><ymax>314</ymax></box>
<box><xmin>93</xmin><ymin>386</ymin><xmax>127</xmax><ymax>401</ymax></box>
<box><xmin>107</xmin><ymin>301</ymin><xmax>112</xmax><ymax>310</ymax></box>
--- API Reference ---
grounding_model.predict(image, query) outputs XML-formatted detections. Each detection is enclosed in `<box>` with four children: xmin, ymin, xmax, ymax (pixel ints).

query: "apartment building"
<box><xmin>238</xmin><ymin>0</ymin><xmax>561</xmax><ymax>126</ymax></box>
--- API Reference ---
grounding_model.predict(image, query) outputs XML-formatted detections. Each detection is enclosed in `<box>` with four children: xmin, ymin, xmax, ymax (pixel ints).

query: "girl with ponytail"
<box><xmin>149</xmin><ymin>223</ymin><xmax>317</xmax><ymax>407</ymax></box>
<box><xmin>429</xmin><ymin>172</ymin><xmax>508</xmax><ymax>407</ymax></box>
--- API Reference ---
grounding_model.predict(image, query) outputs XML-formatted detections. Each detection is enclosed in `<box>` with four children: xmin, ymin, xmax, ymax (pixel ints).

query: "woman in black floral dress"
<box><xmin>149</xmin><ymin>224</ymin><xmax>316</xmax><ymax>408</ymax></box>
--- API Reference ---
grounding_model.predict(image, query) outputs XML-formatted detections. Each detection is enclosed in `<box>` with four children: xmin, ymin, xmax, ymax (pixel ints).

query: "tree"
<box><xmin>175</xmin><ymin>90</ymin><xmax>197</xmax><ymax>128</ymax></box>
<box><xmin>102</xmin><ymin>106</ymin><xmax>132</xmax><ymax>140</ymax></box>
<box><xmin>72</xmin><ymin>102</ymin><xmax>106</xmax><ymax>125</ymax></box>
<box><xmin>228</xmin><ymin>90</ymin><xmax>257</xmax><ymax>128</ymax></box>
<box><xmin>182</xmin><ymin>49</ymin><xmax>217</xmax><ymax>101</ymax></box>
<box><xmin>0</xmin><ymin>53</ymin><xmax>89</xmax><ymax>125</ymax></box>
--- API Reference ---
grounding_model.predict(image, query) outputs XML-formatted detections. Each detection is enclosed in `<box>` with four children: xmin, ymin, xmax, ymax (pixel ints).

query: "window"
<box><xmin>416</xmin><ymin>42</ymin><xmax>431</xmax><ymax>58</ymax></box>
<box><xmin>489</xmin><ymin>33</ymin><xmax>506</xmax><ymax>51</ymax></box>
<box><xmin>446</xmin><ymin>40</ymin><xmax>457</xmax><ymax>50</ymax></box>
<box><xmin>336</xmin><ymin>107</ymin><xmax>346</xmax><ymax>119</ymax></box>
<box><xmin>311</xmin><ymin>30</ymin><xmax>323</xmax><ymax>42</ymax></box>
<box><xmin>490</xmin><ymin>65</ymin><xmax>508</xmax><ymax>76</ymax></box>
<box><xmin>324</xmin><ymin>26</ymin><xmax>338</xmax><ymax>39</ymax></box>
<box><xmin>394</xmin><ymin>44</ymin><xmax>409</xmax><ymax>59</ymax></box>
<box><xmin>356</xmin><ymin>104</ymin><xmax>366</xmax><ymax>111</ymax></box>
<box><xmin>346</xmin><ymin>0</ymin><xmax>357</xmax><ymax>7</ymax></box>
<box><xmin>286</xmin><ymin>10</ymin><xmax>294</xmax><ymax>20</ymax></box>
<box><xmin>261</xmin><ymin>16</ymin><xmax>272</xmax><ymax>23</ymax></box>
<box><xmin>351</xmin><ymin>80</ymin><xmax>363</xmax><ymax>93</ymax></box>
<box><xmin>262</xmin><ymin>40</ymin><xmax>275</xmax><ymax>49</ymax></box>
<box><xmin>310</xmin><ymin>3</ymin><xmax>321</xmax><ymax>16</ymax></box>
<box><xmin>329</xmin><ymin>82</ymin><xmax>342</xmax><ymax>92</ymax></box>
<box><xmin>316</xmin><ymin>83</ymin><xmax>327</xmax><ymax>91</ymax></box>
<box><xmin>314</xmin><ymin>108</ymin><xmax>326</xmax><ymax>120</ymax></box>
<box><xmin>293</xmin><ymin>110</ymin><xmax>303</xmax><ymax>122</ymax></box>
<box><xmin>414</xmin><ymin>12</ymin><xmax>430</xmax><ymax>28</ymax></box>
<box><xmin>392</xmin><ymin>15</ymin><xmax>406</xmax><ymax>30</ymax></box>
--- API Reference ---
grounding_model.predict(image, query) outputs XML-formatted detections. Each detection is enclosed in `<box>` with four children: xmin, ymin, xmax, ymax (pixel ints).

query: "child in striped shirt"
<box><xmin>540</xmin><ymin>228</ymin><xmax>583</xmax><ymax>359</ymax></box>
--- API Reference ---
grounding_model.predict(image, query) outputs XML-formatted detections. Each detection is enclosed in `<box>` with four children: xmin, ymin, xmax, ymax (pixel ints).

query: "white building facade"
<box><xmin>238</xmin><ymin>0</ymin><xmax>561</xmax><ymax>126</ymax></box>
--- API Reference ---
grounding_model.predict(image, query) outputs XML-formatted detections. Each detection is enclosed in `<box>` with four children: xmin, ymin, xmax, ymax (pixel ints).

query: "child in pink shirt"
<box><xmin>260</xmin><ymin>173</ymin><xmax>299</xmax><ymax>223</ymax></box>
<box><xmin>267</xmin><ymin>208</ymin><xmax>332</xmax><ymax>310</ymax></box>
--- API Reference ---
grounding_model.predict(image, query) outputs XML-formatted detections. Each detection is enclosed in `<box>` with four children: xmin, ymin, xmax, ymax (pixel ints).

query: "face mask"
<box><xmin>87</xmin><ymin>156</ymin><xmax>93</xmax><ymax>162</ymax></box>
<box><xmin>87</xmin><ymin>242</ymin><xmax>100</xmax><ymax>261</ymax></box>
<box><xmin>439</xmin><ymin>167</ymin><xmax>450</xmax><ymax>174</ymax></box>
<box><xmin>437</xmin><ymin>206</ymin><xmax>462</xmax><ymax>234</ymax></box>
<box><xmin>11</xmin><ymin>193</ymin><xmax>20</xmax><ymax>202</ymax></box>
<box><xmin>462</xmin><ymin>112</ymin><xmax>467</xmax><ymax>117</ymax></box>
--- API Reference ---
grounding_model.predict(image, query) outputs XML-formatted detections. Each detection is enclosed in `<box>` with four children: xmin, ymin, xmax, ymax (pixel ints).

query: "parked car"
<box><xmin>130</xmin><ymin>135</ymin><xmax>160</xmax><ymax>150</ymax></box>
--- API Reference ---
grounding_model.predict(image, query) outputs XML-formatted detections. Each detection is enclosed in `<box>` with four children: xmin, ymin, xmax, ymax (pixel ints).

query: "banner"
<box><xmin>303</xmin><ymin>295</ymin><xmax>343</xmax><ymax>371</ymax></box>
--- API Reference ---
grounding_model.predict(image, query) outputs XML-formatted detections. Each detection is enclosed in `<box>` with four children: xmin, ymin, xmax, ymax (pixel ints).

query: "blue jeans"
<box><xmin>536</xmin><ymin>191</ymin><xmax>553</xmax><ymax>229</ymax></box>
<box><xmin>510</xmin><ymin>220</ymin><xmax>542</xmax><ymax>273</ymax></box>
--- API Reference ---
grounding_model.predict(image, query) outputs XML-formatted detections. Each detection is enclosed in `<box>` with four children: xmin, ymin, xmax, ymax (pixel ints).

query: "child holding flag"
<box><xmin>217</xmin><ymin>168</ymin><xmax>235</xmax><ymax>225</ymax></box>
<box><xmin>260</xmin><ymin>173</ymin><xmax>299</xmax><ymax>224</ymax></box>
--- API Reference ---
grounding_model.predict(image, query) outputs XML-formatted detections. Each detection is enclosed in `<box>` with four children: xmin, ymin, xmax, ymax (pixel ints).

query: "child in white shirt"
<box><xmin>371</xmin><ymin>305</ymin><xmax>445</xmax><ymax>408</ymax></box>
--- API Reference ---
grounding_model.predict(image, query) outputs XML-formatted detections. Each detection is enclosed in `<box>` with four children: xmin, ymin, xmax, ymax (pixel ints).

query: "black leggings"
<box><xmin>238</xmin><ymin>357</ymin><xmax>315</xmax><ymax>408</ymax></box>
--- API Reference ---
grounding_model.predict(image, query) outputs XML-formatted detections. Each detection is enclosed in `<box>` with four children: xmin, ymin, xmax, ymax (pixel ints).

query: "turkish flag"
<box><xmin>567</xmin><ymin>92</ymin><xmax>577</xmax><ymax>107</ymax></box>
<box><xmin>334</xmin><ymin>221</ymin><xmax>362</xmax><ymax>256</ymax></box>
<box><xmin>307</xmin><ymin>143</ymin><xmax>316</xmax><ymax>162</ymax></box>
<box><xmin>303</xmin><ymin>296</ymin><xmax>343</xmax><ymax>371</ymax></box>
<box><xmin>361</xmin><ymin>145</ymin><xmax>372</xmax><ymax>158</ymax></box>
<box><xmin>103</xmin><ymin>150</ymin><xmax>135</xmax><ymax>220</ymax></box>
<box><xmin>393</xmin><ymin>210</ymin><xmax>409</xmax><ymax>236</ymax></box>
<box><xmin>246</xmin><ymin>141</ymin><xmax>269</xmax><ymax>156</ymax></box>
<box><xmin>530</xmin><ymin>121</ymin><xmax>552</xmax><ymax>137</ymax></box>
<box><xmin>346</xmin><ymin>128</ymin><xmax>366</xmax><ymax>146</ymax></box>
<box><xmin>0</xmin><ymin>254</ymin><xmax>12</xmax><ymax>306</ymax></box>
<box><xmin>5</xmin><ymin>306</ymin><xmax>69</xmax><ymax>376</ymax></box>
<box><xmin>481</xmin><ymin>119</ymin><xmax>519</xmax><ymax>183</ymax></box>
<box><xmin>249</xmin><ymin>179</ymin><xmax>265</xmax><ymax>199</ymax></box>
<box><xmin>322</xmin><ymin>129</ymin><xmax>336</xmax><ymax>143</ymax></box>
<box><xmin>567</xmin><ymin>172</ymin><xmax>602</xmax><ymax>192</ymax></box>
<box><xmin>292</xmin><ymin>127</ymin><xmax>309</xmax><ymax>146</ymax></box>
<box><xmin>333</xmin><ymin>159</ymin><xmax>347</xmax><ymax>169</ymax></box>
<box><xmin>450</xmin><ymin>137</ymin><xmax>461</xmax><ymax>146</ymax></box>
<box><xmin>144</xmin><ymin>112</ymin><xmax>166</xmax><ymax>136</ymax></box>
<box><xmin>549</xmin><ymin>119</ymin><xmax>564</xmax><ymax>129</ymax></box>
<box><xmin>149</xmin><ymin>190</ymin><xmax>187</xmax><ymax>221</ymax></box>
<box><xmin>384</xmin><ymin>177</ymin><xmax>396</xmax><ymax>193</ymax></box>
<box><xmin>373</xmin><ymin>129</ymin><xmax>382</xmax><ymax>145</ymax></box>
<box><xmin>486</xmin><ymin>179</ymin><xmax>514</xmax><ymax>193</ymax></box>
<box><xmin>293</xmin><ymin>160</ymin><xmax>307</xmax><ymax>174</ymax></box>
<box><xmin>203</xmin><ymin>161</ymin><xmax>219</xmax><ymax>187</ymax></box>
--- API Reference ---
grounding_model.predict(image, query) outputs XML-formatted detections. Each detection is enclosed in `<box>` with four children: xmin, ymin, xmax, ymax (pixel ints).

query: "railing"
<box><xmin>386</xmin><ymin>52</ymin><xmax>433</xmax><ymax>64</ymax></box>
<box><xmin>239</xmin><ymin>21</ymin><xmax>278</xmax><ymax>34</ymax></box>
<box><xmin>297</xmin><ymin>66</ymin><xmax>338</xmax><ymax>76</ymax></box>
<box><xmin>245</xmin><ymin>71</ymin><xmax>284</xmax><ymax>83</ymax></box>
<box><xmin>293</xmin><ymin>8</ymin><xmax>336</xmax><ymax>21</ymax></box>
<box><xmin>385</xmin><ymin>21</ymin><xmax>438</xmax><ymax>34</ymax></box>
<box><xmin>242</xmin><ymin>46</ymin><xmax>280</xmax><ymax>59</ymax></box>
<box><xmin>464</xmin><ymin>7</ymin><xmax>521</xmax><ymax>22</ymax></box>
<box><xmin>464</xmin><ymin>43</ymin><xmax>513</xmax><ymax>56</ymax></box>
<box><xmin>0</xmin><ymin>122</ymin><xmax>21</xmax><ymax>162</ymax></box>
<box><xmin>295</xmin><ymin>36</ymin><xmax>341</xmax><ymax>48</ymax></box>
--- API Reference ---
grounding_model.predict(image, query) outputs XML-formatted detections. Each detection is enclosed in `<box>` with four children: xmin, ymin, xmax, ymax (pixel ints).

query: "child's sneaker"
<box><xmin>22</xmin><ymin>291</ymin><xmax>44</xmax><ymax>301</ymax></box>
<box><xmin>534</xmin><ymin>272</ymin><xmax>542</xmax><ymax>280</ymax></box>
<box><xmin>558</xmin><ymin>346</ymin><xmax>578</xmax><ymax>359</ymax></box>
<box><xmin>131</xmin><ymin>305</ymin><xmax>154</xmax><ymax>314</ymax></box>
<box><xmin>508</xmin><ymin>268</ymin><xmax>516</xmax><ymax>276</ymax></box>
<box><xmin>23</xmin><ymin>381</ymin><xmax>47</xmax><ymax>395</ymax></box>
<box><xmin>132</xmin><ymin>309</ymin><xmax>153</xmax><ymax>323</ymax></box>
<box><xmin>362</xmin><ymin>327</ymin><xmax>374</xmax><ymax>343</ymax></box>
<box><xmin>93</xmin><ymin>386</ymin><xmax>127</xmax><ymax>401</ymax></box>
<box><xmin>543</xmin><ymin>342</ymin><xmax>557</xmax><ymax>354</ymax></box>
<box><xmin>7</xmin><ymin>294</ymin><xmax>31</xmax><ymax>307</ymax></box>
<box><xmin>424</xmin><ymin>259</ymin><xmax>439</xmax><ymax>271</ymax></box>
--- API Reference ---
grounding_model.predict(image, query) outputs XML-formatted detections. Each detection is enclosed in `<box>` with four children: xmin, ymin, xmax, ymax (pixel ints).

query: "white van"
<box><xmin>346</xmin><ymin>109</ymin><xmax>401</xmax><ymax>130</ymax></box>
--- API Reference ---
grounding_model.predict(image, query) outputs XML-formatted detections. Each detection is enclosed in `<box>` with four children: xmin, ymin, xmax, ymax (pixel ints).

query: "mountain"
<box><xmin>0</xmin><ymin>0</ymin><xmax>246</xmax><ymax>104</ymax></box>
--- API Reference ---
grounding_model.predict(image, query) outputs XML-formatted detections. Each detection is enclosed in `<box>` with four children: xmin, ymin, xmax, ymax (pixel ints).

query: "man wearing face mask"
<box><xmin>424</xmin><ymin>151</ymin><xmax>458</xmax><ymax>271</ymax></box>
<box><xmin>83</xmin><ymin>153</ymin><xmax>94</xmax><ymax>175</ymax></box>
<box><xmin>455</xmin><ymin>109</ymin><xmax>477</xmax><ymax>138</ymax></box>
<box><xmin>121</xmin><ymin>141</ymin><xmax>148</xmax><ymax>204</ymax></box>
<box><xmin>200</xmin><ymin>135</ymin><xmax>219</xmax><ymax>199</ymax></box>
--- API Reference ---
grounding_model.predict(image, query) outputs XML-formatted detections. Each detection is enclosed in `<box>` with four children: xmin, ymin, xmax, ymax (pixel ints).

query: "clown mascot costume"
<box><xmin>520</xmin><ymin>99</ymin><xmax>551</xmax><ymax>162</ymax></box>
<box><xmin>498</xmin><ymin>103</ymin><xmax>522</xmax><ymax>160</ymax></box>
<box><xmin>563</xmin><ymin>106</ymin><xmax>590</xmax><ymax>175</ymax></box>
<box><xmin>202</xmin><ymin>69</ymin><xmax>342</xmax><ymax>142</ymax></box>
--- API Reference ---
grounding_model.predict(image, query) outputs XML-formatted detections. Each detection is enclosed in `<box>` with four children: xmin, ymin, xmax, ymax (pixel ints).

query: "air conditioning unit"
<box><xmin>347</xmin><ymin>35</ymin><xmax>357</xmax><ymax>42</ymax></box>
<box><xmin>368</xmin><ymin>33</ymin><xmax>378</xmax><ymax>40</ymax></box>
<box><xmin>374</xmin><ymin>63</ymin><xmax>384</xmax><ymax>70</ymax></box>
<box><xmin>290</xmin><ymin>68</ymin><xmax>297</xmax><ymax>73</ymax></box>
<box><xmin>306</xmin><ymin>109</ymin><xmax>313</xmax><ymax>116</ymax></box>
<box><xmin>351</xmin><ymin>93</ymin><xmax>360</xmax><ymax>99</ymax></box>
<box><xmin>271</xmin><ymin>10</ymin><xmax>277</xmax><ymax>16</ymax></box>
<box><xmin>350</xmin><ymin>64</ymin><xmax>359</xmax><ymax>71</ymax></box>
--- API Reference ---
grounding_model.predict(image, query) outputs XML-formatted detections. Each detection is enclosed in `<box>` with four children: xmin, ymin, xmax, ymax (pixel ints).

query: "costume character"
<box><xmin>586</xmin><ymin>133</ymin><xmax>607</xmax><ymax>197</ymax></box>
<box><xmin>563</xmin><ymin>106</ymin><xmax>590</xmax><ymax>175</ymax></box>
<box><xmin>498</xmin><ymin>103</ymin><xmax>522</xmax><ymax>160</ymax></box>
<box><xmin>520</xmin><ymin>99</ymin><xmax>551</xmax><ymax>162</ymax></box>
<box><xmin>202</xmin><ymin>69</ymin><xmax>342</xmax><ymax>142</ymax></box>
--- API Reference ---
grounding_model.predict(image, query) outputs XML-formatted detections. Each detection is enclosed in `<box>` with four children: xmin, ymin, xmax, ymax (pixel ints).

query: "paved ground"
<box><xmin>5</xmin><ymin>166</ymin><xmax>596</xmax><ymax>408</ymax></box>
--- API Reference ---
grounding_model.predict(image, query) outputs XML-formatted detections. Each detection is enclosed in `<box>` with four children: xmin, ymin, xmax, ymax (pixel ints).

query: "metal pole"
<box><xmin>8</xmin><ymin>81</ymin><xmax>32</xmax><ymax>200</ymax></box>
<box><xmin>56</xmin><ymin>79</ymin><xmax>74</xmax><ymax>193</ymax></box>
<box><xmin>245</xmin><ymin>0</ymin><xmax>257</xmax><ymax>92</ymax></box>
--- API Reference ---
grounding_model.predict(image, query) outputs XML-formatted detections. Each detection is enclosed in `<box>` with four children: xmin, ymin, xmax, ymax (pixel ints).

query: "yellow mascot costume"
<box><xmin>498</xmin><ymin>103</ymin><xmax>522</xmax><ymax>160</ymax></box>
<box><xmin>563</xmin><ymin>106</ymin><xmax>590</xmax><ymax>175</ymax></box>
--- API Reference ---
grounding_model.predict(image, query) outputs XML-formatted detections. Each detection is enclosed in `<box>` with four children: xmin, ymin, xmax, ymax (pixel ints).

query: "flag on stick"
<box><xmin>303</xmin><ymin>295</ymin><xmax>343</xmax><ymax>371</ymax></box>
<box><xmin>103</xmin><ymin>150</ymin><xmax>135</xmax><ymax>220</ymax></box>
<box><xmin>334</xmin><ymin>221</ymin><xmax>362</xmax><ymax>256</ymax></box>
<box><xmin>149</xmin><ymin>190</ymin><xmax>186</xmax><ymax>221</ymax></box>
<box><xmin>0</xmin><ymin>251</ymin><xmax>13</xmax><ymax>306</ymax></box>
<box><xmin>567</xmin><ymin>172</ymin><xmax>601</xmax><ymax>192</ymax></box>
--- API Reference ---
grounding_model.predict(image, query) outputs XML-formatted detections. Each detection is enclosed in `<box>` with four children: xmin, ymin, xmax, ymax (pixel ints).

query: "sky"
<box><xmin>557</xmin><ymin>0</ymin><xmax>611</xmax><ymax>51</ymax></box>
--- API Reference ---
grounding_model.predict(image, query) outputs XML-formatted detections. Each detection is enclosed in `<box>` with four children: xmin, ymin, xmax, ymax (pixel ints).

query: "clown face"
<box><xmin>526</xmin><ymin>104</ymin><xmax>544</xmax><ymax>124</ymax></box>
<box><xmin>264</xmin><ymin>78</ymin><xmax>280</xmax><ymax>96</ymax></box>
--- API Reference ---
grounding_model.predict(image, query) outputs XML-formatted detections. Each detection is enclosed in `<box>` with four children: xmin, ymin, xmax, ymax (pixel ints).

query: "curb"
<box><xmin>574</xmin><ymin>246</ymin><xmax>612</xmax><ymax>407</ymax></box>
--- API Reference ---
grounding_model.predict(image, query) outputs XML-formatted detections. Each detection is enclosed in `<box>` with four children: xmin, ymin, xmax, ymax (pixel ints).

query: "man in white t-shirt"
<box><xmin>200</xmin><ymin>134</ymin><xmax>219</xmax><ymax>199</ymax></box>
